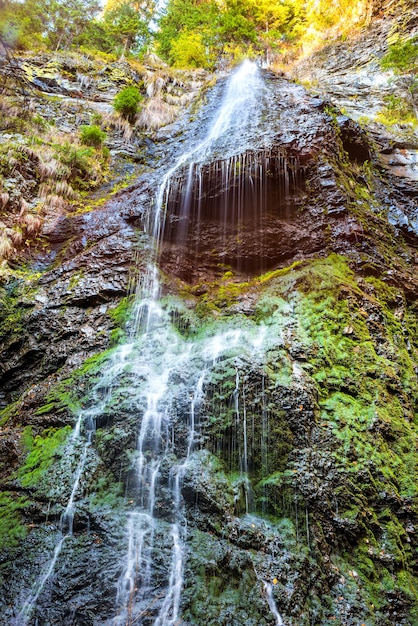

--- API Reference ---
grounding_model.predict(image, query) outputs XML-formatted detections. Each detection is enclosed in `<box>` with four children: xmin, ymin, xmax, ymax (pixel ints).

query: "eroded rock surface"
<box><xmin>1</xmin><ymin>55</ymin><xmax>418</xmax><ymax>626</ymax></box>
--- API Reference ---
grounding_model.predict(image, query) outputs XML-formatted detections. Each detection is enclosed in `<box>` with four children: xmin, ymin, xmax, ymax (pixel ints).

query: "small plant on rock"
<box><xmin>80</xmin><ymin>124</ymin><xmax>107</xmax><ymax>148</ymax></box>
<box><xmin>113</xmin><ymin>86</ymin><xmax>143</xmax><ymax>122</ymax></box>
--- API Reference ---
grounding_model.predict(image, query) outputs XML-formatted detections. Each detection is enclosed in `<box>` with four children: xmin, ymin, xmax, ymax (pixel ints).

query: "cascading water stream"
<box><xmin>13</xmin><ymin>61</ymin><xmax>287</xmax><ymax>626</ymax></box>
<box><xmin>147</xmin><ymin>59</ymin><xmax>266</xmax><ymax>270</ymax></box>
<box><xmin>263</xmin><ymin>581</ymin><xmax>285</xmax><ymax>626</ymax></box>
<box><xmin>111</xmin><ymin>60</ymin><xmax>290</xmax><ymax>625</ymax></box>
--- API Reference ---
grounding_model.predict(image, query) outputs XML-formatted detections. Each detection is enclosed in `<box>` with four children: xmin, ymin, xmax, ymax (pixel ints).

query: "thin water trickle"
<box><xmin>13</xmin><ymin>344</ymin><xmax>135</xmax><ymax>625</ymax></box>
<box><xmin>263</xmin><ymin>581</ymin><xmax>285</xmax><ymax>626</ymax></box>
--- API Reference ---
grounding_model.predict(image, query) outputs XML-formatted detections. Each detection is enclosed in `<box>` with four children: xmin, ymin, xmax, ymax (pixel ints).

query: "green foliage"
<box><xmin>0</xmin><ymin>0</ymin><xmax>101</xmax><ymax>51</ymax></box>
<box><xmin>156</xmin><ymin>0</ymin><xmax>302</xmax><ymax>66</ymax></box>
<box><xmin>79</xmin><ymin>124</ymin><xmax>107</xmax><ymax>148</ymax></box>
<box><xmin>170</xmin><ymin>31</ymin><xmax>211</xmax><ymax>68</ymax></box>
<box><xmin>0</xmin><ymin>0</ymin><xmax>44</xmax><ymax>49</ymax></box>
<box><xmin>218</xmin><ymin>0</ymin><xmax>258</xmax><ymax>46</ymax></box>
<box><xmin>52</xmin><ymin>142</ymin><xmax>105</xmax><ymax>189</ymax></box>
<box><xmin>113</xmin><ymin>86</ymin><xmax>142</xmax><ymax>122</ymax></box>
<box><xmin>103</xmin><ymin>0</ymin><xmax>154</xmax><ymax>55</ymax></box>
<box><xmin>18</xmin><ymin>426</ymin><xmax>72</xmax><ymax>487</ymax></box>
<box><xmin>0</xmin><ymin>492</ymin><xmax>28</xmax><ymax>548</ymax></box>
<box><xmin>380</xmin><ymin>37</ymin><xmax>418</xmax><ymax>72</ymax></box>
<box><xmin>376</xmin><ymin>94</ymin><xmax>416</xmax><ymax>127</ymax></box>
<box><xmin>156</xmin><ymin>0</ymin><xmax>219</xmax><ymax>64</ymax></box>
<box><xmin>54</xmin><ymin>143</ymin><xmax>95</xmax><ymax>178</ymax></box>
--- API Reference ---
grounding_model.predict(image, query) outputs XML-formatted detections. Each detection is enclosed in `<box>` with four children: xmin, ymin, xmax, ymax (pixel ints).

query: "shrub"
<box><xmin>376</xmin><ymin>94</ymin><xmax>416</xmax><ymax>126</ymax></box>
<box><xmin>80</xmin><ymin>124</ymin><xmax>107</xmax><ymax>148</ymax></box>
<box><xmin>113</xmin><ymin>86</ymin><xmax>143</xmax><ymax>122</ymax></box>
<box><xmin>380</xmin><ymin>37</ymin><xmax>418</xmax><ymax>72</ymax></box>
<box><xmin>54</xmin><ymin>143</ymin><xmax>95</xmax><ymax>181</ymax></box>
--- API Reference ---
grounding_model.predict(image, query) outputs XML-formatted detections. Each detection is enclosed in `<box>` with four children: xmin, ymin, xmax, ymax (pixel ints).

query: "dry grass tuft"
<box><xmin>8</xmin><ymin>227</ymin><xmax>23</xmax><ymax>247</ymax></box>
<box><xmin>23</xmin><ymin>213</ymin><xmax>42</xmax><ymax>235</ymax></box>
<box><xmin>0</xmin><ymin>233</ymin><xmax>13</xmax><ymax>259</ymax></box>
<box><xmin>0</xmin><ymin>192</ymin><xmax>9</xmax><ymax>207</ymax></box>
<box><xmin>19</xmin><ymin>198</ymin><xmax>30</xmax><ymax>215</ymax></box>
<box><xmin>144</xmin><ymin>73</ymin><xmax>168</xmax><ymax>98</ymax></box>
<box><xmin>43</xmin><ymin>194</ymin><xmax>69</xmax><ymax>211</ymax></box>
<box><xmin>164</xmin><ymin>92</ymin><xmax>194</xmax><ymax>107</ymax></box>
<box><xmin>55</xmin><ymin>180</ymin><xmax>76</xmax><ymax>198</ymax></box>
<box><xmin>38</xmin><ymin>157</ymin><xmax>61</xmax><ymax>180</ymax></box>
<box><xmin>136</xmin><ymin>96</ymin><xmax>178</xmax><ymax>130</ymax></box>
<box><xmin>103</xmin><ymin>112</ymin><xmax>133</xmax><ymax>141</ymax></box>
<box><xmin>38</xmin><ymin>183</ymin><xmax>52</xmax><ymax>200</ymax></box>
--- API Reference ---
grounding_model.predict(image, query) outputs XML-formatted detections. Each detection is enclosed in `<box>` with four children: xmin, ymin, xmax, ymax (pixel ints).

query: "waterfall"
<box><xmin>263</xmin><ymin>581</ymin><xmax>285</xmax><ymax>626</ymax></box>
<box><xmin>13</xmin><ymin>61</ymin><xmax>287</xmax><ymax>626</ymax></box>
<box><xmin>111</xmin><ymin>61</ymin><xmax>275</xmax><ymax>625</ymax></box>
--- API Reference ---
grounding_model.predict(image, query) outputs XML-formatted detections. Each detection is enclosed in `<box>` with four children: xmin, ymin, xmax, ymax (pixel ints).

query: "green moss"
<box><xmin>184</xmin><ymin>530</ymin><xmax>263</xmax><ymax>624</ymax></box>
<box><xmin>239</xmin><ymin>252</ymin><xmax>418</xmax><ymax>613</ymax></box>
<box><xmin>88</xmin><ymin>472</ymin><xmax>124</xmax><ymax>510</ymax></box>
<box><xmin>195</xmin><ymin>278</ymin><xmax>251</xmax><ymax>315</ymax></box>
<box><xmin>0</xmin><ymin>401</ymin><xmax>19</xmax><ymax>426</ymax></box>
<box><xmin>0</xmin><ymin>286</ymin><xmax>32</xmax><ymax>338</ymax></box>
<box><xmin>108</xmin><ymin>296</ymin><xmax>134</xmax><ymax>326</ymax></box>
<box><xmin>380</xmin><ymin>37</ymin><xmax>418</xmax><ymax>72</ymax></box>
<box><xmin>68</xmin><ymin>272</ymin><xmax>84</xmax><ymax>291</ymax></box>
<box><xmin>253</xmin><ymin>260</ymin><xmax>303</xmax><ymax>284</ymax></box>
<box><xmin>35</xmin><ymin>348</ymin><xmax>117</xmax><ymax>416</ymax></box>
<box><xmin>35</xmin><ymin>389</ymin><xmax>81</xmax><ymax>416</ymax></box>
<box><xmin>190</xmin><ymin>260</ymin><xmax>303</xmax><ymax>319</ymax></box>
<box><xmin>18</xmin><ymin>426</ymin><xmax>72</xmax><ymax>488</ymax></box>
<box><xmin>0</xmin><ymin>492</ymin><xmax>29</xmax><ymax>548</ymax></box>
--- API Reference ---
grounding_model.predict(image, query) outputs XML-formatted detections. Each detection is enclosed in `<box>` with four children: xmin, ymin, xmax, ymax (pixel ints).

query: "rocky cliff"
<box><xmin>1</xmin><ymin>14</ymin><xmax>418</xmax><ymax>626</ymax></box>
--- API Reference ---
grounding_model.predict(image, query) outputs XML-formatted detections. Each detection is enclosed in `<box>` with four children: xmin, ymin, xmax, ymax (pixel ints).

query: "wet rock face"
<box><xmin>0</xmin><ymin>201</ymin><xmax>138</xmax><ymax>411</ymax></box>
<box><xmin>291</xmin><ymin>7</ymin><xmax>418</xmax><ymax>243</ymax></box>
<box><xmin>1</xmin><ymin>57</ymin><xmax>418</xmax><ymax>626</ymax></box>
<box><xmin>160</xmin><ymin>150</ymin><xmax>308</xmax><ymax>278</ymax></box>
<box><xmin>141</xmin><ymin>74</ymin><xmax>380</xmax><ymax>284</ymax></box>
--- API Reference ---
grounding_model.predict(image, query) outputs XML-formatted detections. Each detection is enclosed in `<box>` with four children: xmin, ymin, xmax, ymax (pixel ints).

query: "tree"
<box><xmin>156</xmin><ymin>0</ymin><xmax>219</xmax><ymax>66</ymax></box>
<box><xmin>45</xmin><ymin>0</ymin><xmax>102</xmax><ymax>50</ymax></box>
<box><xmin>254</xmin><ymin>0</ymin><xmax>304</xmax><ymax>61</ymax></box>
<box><xmin>0</xmin><ymin>0</ymin><xmax>44</xmax><ymax>49</ymax></box>
<box><xmin>0</xmin><ymin>0</ymin><xmax>101</xmax><ymax>50</ymax></box>
<box><xmin>218</xmin><ymin>0</ymin><xmax>258</xmax><ymax>47</ymax></box>
<box><xmin>170</xmin><ymin>30</ymin><xmax>210</xmax><ymax>68</ymax></box>
<box><xmin>103</xmin><ymin>0</ymin><xmax>155</xmax><ymax>56</ymax></box>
